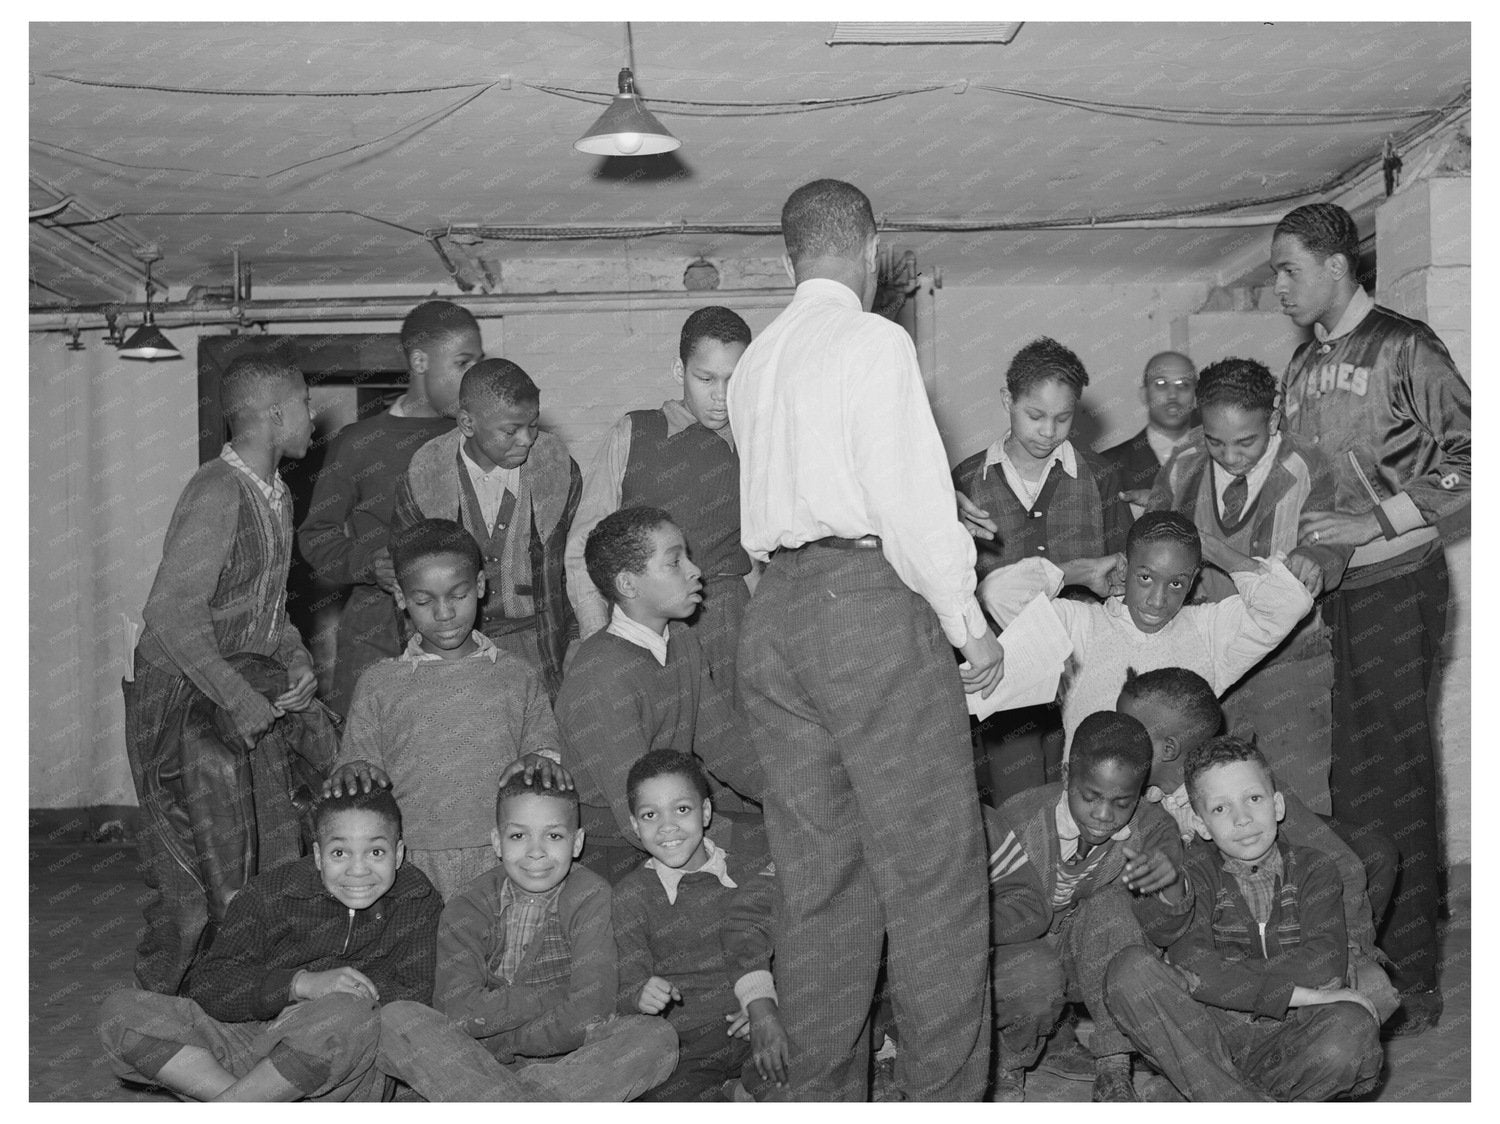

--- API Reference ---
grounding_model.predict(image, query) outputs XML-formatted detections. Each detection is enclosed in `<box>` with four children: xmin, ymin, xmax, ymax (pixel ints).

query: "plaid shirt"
<box><xmin>220</xmin><ymin>442</ymin><xmax>288</xmax><ymax>513</ymax></box>
<box><xmin>495</xmin><ymin>879</ymin><xmax>566</xmax><ymax>985</ymax></box>
<box><xmin>1221</xmin><ymin>845</ymin><xmax>1285</xmax><ymax>927</ymax></box>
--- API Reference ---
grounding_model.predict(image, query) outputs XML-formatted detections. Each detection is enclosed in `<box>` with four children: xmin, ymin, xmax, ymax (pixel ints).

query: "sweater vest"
<box><xmin>621</xmin><ymin>409</ymin><xmax>750</xmax><ymax>579</ymax></box>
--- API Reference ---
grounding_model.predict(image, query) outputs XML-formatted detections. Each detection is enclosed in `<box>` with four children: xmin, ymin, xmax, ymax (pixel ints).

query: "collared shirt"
<box><xmin>1147</xmin><ymin>783</ymin><xmax>1199</xmax><ymax>840</ymax></box>
<box><xmin>1222</xmin><ymin>844</ymin><xmax>1285</xmax><ymax>926</ymax></box>
<box><xmin>1052</xmin><ymin>792</ymin><xmax>1133</xmax><ymax>910</ymax></box>
<box><xmin>727</xmin><ymin>277</ymin><xmax>986</xmax><ymax>648</ymax></box>
<box><xmin>982</xmin><ymin>436</ymin><xmax>1078</xmax><ymax>509</ymax></box>
<box><xmin>606</xmin><ymin>604</ymin><xmax>670</xmax><ymax>667</ymax></box>
<box><xmin>220</xmin><ymin>443</ymin><xmax>288</xmax><ymax>512</ymax></box>
<box><xmin>1313</xmin><ymin>286</ymin><xmax>1375</xmax><ymax>343</ymax></box>
<box><xmin>459</xmin><ymin>444</ymin><xmax>520</xmax><ymax>530</ymax></box>
<box><xmin>645</xmin><ymin>836</ymin><xmax>737</xmax><ymax>905</ymax></box>
<box><xmin>1053</xmin><ymin>790</ymin><xmax>1132</xmax><ymax>863</ymax></box>
<box><xmin>1211</xmin><ymin>433</ymin><xmax>1282</xmax><ymax>519</ymax></box>
<box><xmin>399</xmin><ymin>629</ymin><xmax>499</xmax><ymax>665</ymax></box>
<box><xmin>1145</xmin><ymin>425</ymin><xmax>1196</xmax><ymax>468</ymax></box>
<box><xmin>495</xmin><ymin>878</ymin><xmax>565</xmax><ymax>985</ymax></box>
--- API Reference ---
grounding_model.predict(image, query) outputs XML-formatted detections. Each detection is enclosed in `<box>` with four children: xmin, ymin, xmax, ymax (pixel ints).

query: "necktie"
<box><xmin>1223</xmin><ymin>475</ymin><xmax>1248</xmax><ymax>524</ymax></box>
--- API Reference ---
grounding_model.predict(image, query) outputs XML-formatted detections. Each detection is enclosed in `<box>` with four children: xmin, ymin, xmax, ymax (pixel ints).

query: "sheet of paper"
<box><xmin>964</xmin><ymin>593</ymin><xmax>1073</xmax><ymax>719</ymax></box>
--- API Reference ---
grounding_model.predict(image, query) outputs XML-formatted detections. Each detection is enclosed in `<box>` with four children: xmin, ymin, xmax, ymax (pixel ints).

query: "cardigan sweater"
<box><xmin>336</xmin><ymin>645</ymin><xmax>563</xmax><ymax>850</ymax></box>
<box><xmin>137</xmin><ymin>456</ymin><xmax>309</xmax><ymax>717</ymax></box>
<box><xmin>392</xmin><ymin>428</ymin><xmax>580</xmax><ymax>699</ymax></box>
<box><xmin>953</xmin><ymin>439</ymin><xmax>1129</xmax><ymax>581</ymax></box>
<box><xmin>434</xmin><ymin>864</ymin><xmax>616</xmax><ymax>1062</ymax></box>
<box><xmin>983</xmin><ymin>783</ymin><xmax>1182</xmax><ymax>944</ymax></box>
<box><xmin>556</xmin><ymin>626</ymin><xmax>762</xmax><ymax>846</ymax></box>
<box><xmin>185</xmin><ymin>855</ymin><xmax>442</xmax><ymax>1022</ymax></box>
<box><xmin>612</xmin><ymin>845</ymin><xmax>777</xmax><ymax>1033</ymax></box>
<box><xmin>1134</xmin><ymin>837</ymin><xmax>1348</xmax><ymax>1020</ymax></box>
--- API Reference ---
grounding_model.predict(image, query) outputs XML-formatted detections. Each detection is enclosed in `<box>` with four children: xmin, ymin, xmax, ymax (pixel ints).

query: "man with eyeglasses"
<box><xmin>1101</xmin><ymin>353</ymin><xmax>1200</xmax><ymax>514</ymax></box>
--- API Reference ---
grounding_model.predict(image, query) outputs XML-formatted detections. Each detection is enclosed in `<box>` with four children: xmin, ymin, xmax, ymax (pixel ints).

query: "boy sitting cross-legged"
<box><xmin>98</xmin><ymin>788</ymin><xmax>441</xmax><ymax>1101</ymax></box>
<box><xmin>1105</xmin><ymin>736</ymin><xmax>1384</xmax><ymax>1101</ymax></box>
<box><xmin>375</xmin><ymin>775</ymin><xmax>678</xmax><ymax>1101</ymax></box>
<box><xmin>325</xmin><ymin>517</ymin><xmax>570</xmax><ymax>901</ymax></box>
<box><xmin>1116</xmin><ymin>667</ymin><xmax>1398</xmax><ymax>1025</ymax></box>
<box><xmin>978</xmin><ymin>509</ymin><xmax>1312</xmax><ymax>757</ymax></box>
<box><xmin>613</xmin><ymin>750</ymin><xmax>789</xmax><ymax>1101</ymax></box>
<box><xmin>558</xmin><ymin>507</ymin><xmax>763</xmax><ymax>884</ymax></box>
<box><xmin>984</xmin><ymin>711</ymin><xmax>1184</xmax><ymax>1102</ymax></box>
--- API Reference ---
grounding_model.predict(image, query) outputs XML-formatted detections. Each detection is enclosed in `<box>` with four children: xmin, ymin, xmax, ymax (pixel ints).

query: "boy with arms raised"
<box><xmin>127</xmin><ymin>353</ymin><xmax>319</xmax><ymax>995</ymax></box>
<box><xmin>299</xmin><ymin>300</ymin><xmax>482</xmax><ymax>715</ymax></box>
<box><xmin>566</xmin><ymin>307</ymin><xmax>755</xmax><ymax>686</ymax></box>
<box><xmin>984</xmin><ymin>711</ymin><xmax>1182</xmax><ymax>1102</ymax></box>
<box><xmin>1105</xmin><ymin>736</ymin><xmax>1383</xmax><ymax>1101</ymax></box>
<box><xmin>1144</xmin><ymin>357</ymin><xmax>1348</xmax><ymax>809</ymax></box>
<box><xmin>99</xmin><ymin>788</ymin><xmax>441</xmax><ymax>1101</ymax></box>
<box><xmin>392</xmin><ymin>358</ymin><xmax>581</xmax><ymax>700</ymax></box>
<box><xmin>979</xmin><ymin>509</ymin><xmax>1311</xmax><ymax>754</ymax></box>
<box><xmin>558</xmin><ymin>507</ymin><xmax>762</xmax><ymax>883</ymax></box>
<box><xmin>1116</xmin><ymin>667</ymin><xmax>1398</xmax><ymax>1024</ymax></box>
<box><xmin>613</xmin><ymin>751</ymin><xmax>787</xmax><ymax>1101</ymax></box>
<box><xmin>375</xmin><ymin>775</ymin><xmax>678</xmax><ymax>1101</ymax></box>
<box><xmin>326</xmin><ymin>518</ymin><xmax>569</xmax><ymax>900</ymax></box>
<box><xmin>952</xmin><ymin>336</ymin><xmax>1129</xmax><ymax>799</ymax></box>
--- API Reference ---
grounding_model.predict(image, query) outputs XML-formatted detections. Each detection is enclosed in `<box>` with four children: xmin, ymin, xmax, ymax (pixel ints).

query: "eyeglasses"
<box><xmin>1148</xmin><ymin>378</ymin><xmax>1197</xmax><ymax>391</ymax></box>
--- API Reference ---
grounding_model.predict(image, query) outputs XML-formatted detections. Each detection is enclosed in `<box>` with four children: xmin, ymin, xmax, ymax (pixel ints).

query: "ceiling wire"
<box><xmin>34</xmin><ymin>71</ymin><xmax>491</xmax><ymax>97</ymax></box>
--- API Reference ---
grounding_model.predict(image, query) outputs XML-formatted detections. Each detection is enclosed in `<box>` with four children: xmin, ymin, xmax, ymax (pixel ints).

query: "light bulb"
<box><xmin>614</xmin><ymin>132</ymin><xmax>644</xmax><ymax>155</ymax></box>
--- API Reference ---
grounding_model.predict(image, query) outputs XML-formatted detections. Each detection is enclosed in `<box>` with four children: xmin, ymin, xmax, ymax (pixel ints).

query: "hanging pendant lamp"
<box><xmin>574</xmin><ymin>23</ymin><xmax>680</xmax><ymax>157</ymax></box>
<box><xmin>118</xmin><ymin>249</ymin><xmax>181</xmax><ymax>361</ymax></box>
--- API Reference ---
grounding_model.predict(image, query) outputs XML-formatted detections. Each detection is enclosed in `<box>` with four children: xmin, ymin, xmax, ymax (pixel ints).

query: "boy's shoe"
<box><xmin>1037</xmin><ymin>1035</ymin><xmax>1095</xmax><ymax>1082</ymax></box>
<box><xmin>990</xmin><ymin>1070</ymin><xmax>1025</xmax><ymax>1103</ymax></box>
<box><xmin>1385</xmin><ymin>988</ymin><xmax>1443</xmax><ymax>1038</ymax></box>
<box><xmin>1091</xmin><ymin>1069</ymin><xmax>1139</xmax><ymax>1102</ymax></box>
<box><xmin>722</xmin><ymin>1079</ymin><xmax>755</xmax><ymax>1103</ymax></box>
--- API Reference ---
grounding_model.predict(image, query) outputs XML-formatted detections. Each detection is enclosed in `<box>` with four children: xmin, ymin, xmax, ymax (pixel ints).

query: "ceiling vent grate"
<box><xmin>828</xmin><ymin>22</ymin><xmax>1024</xmax><ymax>45</ymax></box>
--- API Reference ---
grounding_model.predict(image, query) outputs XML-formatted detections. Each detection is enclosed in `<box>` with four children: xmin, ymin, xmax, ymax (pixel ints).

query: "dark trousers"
<box><xmin>972</xmin><ymin>704</ymin><xmax>1063</xmax><ymax>806</ymax></box>
<box><xmin>1322</xmin><ymin>815</ymin><xmax>1400</xmax><ymax>934</ymax></box>
<box><xmin>737</xmin><ymin>546</ymin><xmax>990</xmax><ymax>1101</ymax></box>
<box><xmin>692</xmin><ymin>573</ymin><xmax>751</xmax><ymax>698</ymax></box>
<box><xmin>1324</xmin><ymin>554</ymin><xmax>1448</xmax><ymax>992</ymax></box>
<box><xmin>636</xmin><ymin>1017</ymin><xmax>760</xmax><ymax>1102</ymax></box>
<box><xmin>990</xmin><ymin>887</ymin><xmax>1145</xmax><ymax>1072</ymax></box>
<box><xmin>1105</xmin><ymin>947</ymin><xmax>1382</xmax><ymax>1101</ymax></box>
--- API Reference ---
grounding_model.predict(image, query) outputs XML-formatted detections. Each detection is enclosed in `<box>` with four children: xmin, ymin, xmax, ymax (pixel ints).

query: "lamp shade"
<box><xmin>118</xmin><ymin>321</ymin><xmax>181</xmax><ymax>360</ymax></box>
<box><xmin>574</xmin><ymin>68</ymin><xmax>680</xmax><ymax>156</ymax></box>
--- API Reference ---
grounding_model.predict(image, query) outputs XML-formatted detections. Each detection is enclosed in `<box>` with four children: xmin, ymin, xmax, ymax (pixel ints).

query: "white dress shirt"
<box><xmin>459</xmin><ymin>444</ymin><xmax>520</xmax><ymax>530</ymax></box>
<box><xmin>727</xmin><ymin>278</ymin><xmax>986</xmax><ymax>648</ymax></box>
<box><xmin>606</xmin><ymin>604</ymin><xmax>670</xmax><ymax>667</ymax></box>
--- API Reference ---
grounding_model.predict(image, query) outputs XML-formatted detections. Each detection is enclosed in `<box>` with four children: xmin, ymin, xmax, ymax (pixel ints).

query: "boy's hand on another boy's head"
<box><xmin>496</xmin><ymin>754</ymin><xmax>575</xmax><ymax>792</ymax></box>
<box><xmin>747</xmin><ymin>998</ymin><xmax>791</xmax><ymax>1087</ymax></box>
<box><xmin>229</xmin><ymin>694</ymin><xmax>280</xmax><ymax>752</ymax></box>
<box><xmin>292</xmin><ymin>966</ymin><xmax>379</xmax><ymax>1003</ymax></box>
<box><xmin>1121</xmin><ymin>845</ymin><xmax>1182</xmax><ymax>899</ymax></box>
<box><xmin>322</xmin><ymin>761</ymin><xmax>392</xmax><ymax>798</ymax></box>
<box><xmin>370</xmin><ymin>547</ymin><xmax>399</xmax><ymax>594</ymax></box>
<box><xmin>637</xmin><ymin>976</ymin><xmax>681</xmax><ymax>1015</ymax></box>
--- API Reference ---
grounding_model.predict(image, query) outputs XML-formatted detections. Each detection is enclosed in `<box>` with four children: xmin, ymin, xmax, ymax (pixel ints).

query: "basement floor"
<box><xmin>29</xmin><ymin>838</ymin><xmax>1471</xmax><ymax>1102</ymax></box>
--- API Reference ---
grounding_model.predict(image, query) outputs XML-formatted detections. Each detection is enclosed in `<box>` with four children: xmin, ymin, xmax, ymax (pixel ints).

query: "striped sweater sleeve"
<box><xmin>982</xmin><ymin>804</ymin><xmax>1051</xmax><ymax>944</ymax></box>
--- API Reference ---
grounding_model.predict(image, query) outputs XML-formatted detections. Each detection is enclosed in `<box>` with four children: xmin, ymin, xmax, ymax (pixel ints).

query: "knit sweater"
<box><xmin>983</xmin><ymin>783</ymin><xmax>1182</xmax><ymax>944</ymax></box>
<box><xmin>612</xmin><ymin>844</ymin><xmax>777</xmax><ymax>1033</ymax></box>
<box><xmin>435</xmin><ymin>865</ymin><xmax>616</xmax><ymax>1062</ymax></box>
<box><xmin>336</xmin><ymin>642</ymin><xmax>563</xmax><ymax>850</ymax></box>
<box><xmin>185</xmin><ymin>855</ymin><xmax>442</xmax><ymax>1022</ymax></box>
<box><xmin>137</xmin><ymin>456</ymin><xmax>309</xmax><ymax>716</ymax></box>
<box><xmin>979</xmin><ymin>555</ymin><xmax>1312</xmax><ymax>749</ymax></box>
<box><xmin>556</xmin><ymin>626</ymin><xmax>762</xmax><ymax>845</ymax></box>
<box><xmin>1134</xmin><ymin>837</ymin><xmax>1348</xmax><ymax>1020</ymax></box>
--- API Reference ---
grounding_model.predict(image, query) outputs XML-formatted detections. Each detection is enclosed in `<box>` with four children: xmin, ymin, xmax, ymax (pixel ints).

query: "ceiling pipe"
<box><xmin>29</xmin><ymin>287</ymin><xmax>797</xmax><ymax>333</ymax></box>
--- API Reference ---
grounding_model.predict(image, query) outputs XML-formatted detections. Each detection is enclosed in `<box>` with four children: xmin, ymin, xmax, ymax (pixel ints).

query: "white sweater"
<box><xmin>979</xmin><ymin>556</ymin><xmax>1312</xmax><ymax>754</ymax></box>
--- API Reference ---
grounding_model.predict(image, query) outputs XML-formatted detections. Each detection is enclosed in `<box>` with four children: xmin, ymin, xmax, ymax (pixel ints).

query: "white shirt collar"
<box><xmin>459</xmin><ymin>443</ymin><xmax>520</xmax><ymax>490</ymax></box>
<box><xmin>1314</xmin><ymin>286</ymin><xmax>1375</xmax><ymax>343</ymax></box>
<box><xmin>793</xmin><ymin>276</ymin><xmax>862</xmax><ymax>309</ymax></box>
<box><xmin>1211</xmin><ymin>433</ymin><xmax>1282</xmax><ymax>516</ymax></box>
<box><xmin>982</xmin><ymin>436</ymin><xmax>1078</xmax><ymax>482</ymax></box>
<box><xmin>220</xmin><ymin>443</ymin><xmax>288</xmax><ymax>510</ymax></box>
<box><xmin>1145</xmin><ymin>425</ymin><xmax>1198</xmax><ymax>467</ymax></box>
<box><xmin>646</xmin><ymin>837</ymin><xmax>736</xmax><ymax>905</ymax></box>
<box><xmin>606</xmin><ymin>605</ymin><xmax>670</xmax><ymax>667</ymax></box>
<box><xmin>399</xmin><ymin>629</ymin><xmax>498</xmax><ymax>665</ymax></box>
<box><xmin>662</xmin><ymin>398</ymin><xmax>735</xmax><ymax>448</ymax></box>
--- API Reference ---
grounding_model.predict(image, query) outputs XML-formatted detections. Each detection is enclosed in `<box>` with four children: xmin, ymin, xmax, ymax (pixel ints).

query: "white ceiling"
<box><xmin>29</xmin><ymin>21</ymin><xmax>1471</xmax><ymax>305</ymax></box>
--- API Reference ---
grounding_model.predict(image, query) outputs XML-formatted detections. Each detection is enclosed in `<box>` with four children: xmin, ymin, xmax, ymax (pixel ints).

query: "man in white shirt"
<box><xmin>728</xmin><ymin>179</ymin><xmax>1003</xmax><ymax>1101</ymax></box>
